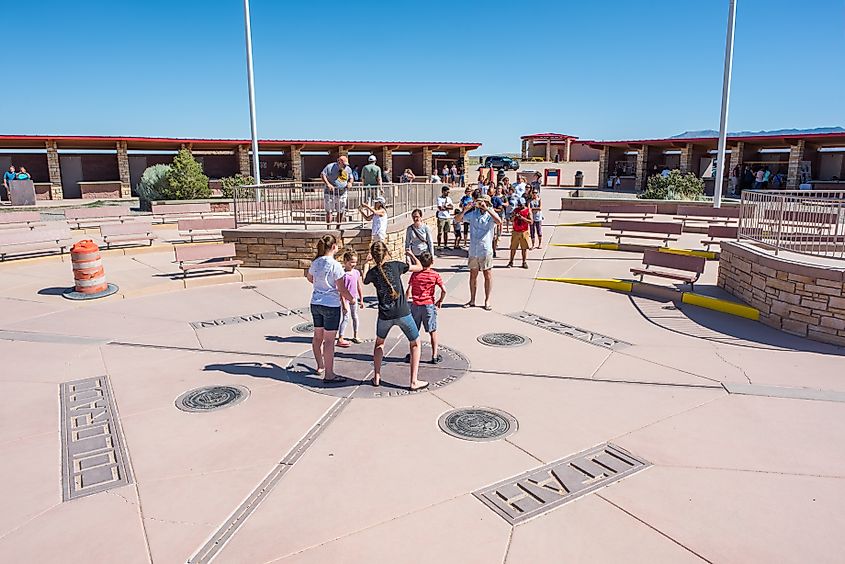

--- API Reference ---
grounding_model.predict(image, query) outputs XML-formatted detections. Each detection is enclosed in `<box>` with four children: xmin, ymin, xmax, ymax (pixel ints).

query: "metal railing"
<box><xmin>232</xmin><ymin>182</ymin><xmax>442</xmax><ymax>228</ymax></box>
<box><xmin>738</xmin><ymin>190</ymin><xmax>845</xmax><ymax>260</ymax></box>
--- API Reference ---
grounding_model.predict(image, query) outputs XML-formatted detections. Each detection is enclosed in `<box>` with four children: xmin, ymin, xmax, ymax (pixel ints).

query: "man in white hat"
<box><xmin>361</xmin><ymin>154</ymin><xmax>383</xmax><ymax>187</ymax></box>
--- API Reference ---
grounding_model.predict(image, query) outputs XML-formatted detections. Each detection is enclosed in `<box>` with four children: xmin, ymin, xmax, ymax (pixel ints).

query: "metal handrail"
<box><xmin>232</xmin><ymin>182</ymin><xmax>442</xmax><ymax>229</ymax></box>
<box><xmin>738</xmin><ymin>189</ymin><xmax>845</xmax><ymax>260</ymax></box>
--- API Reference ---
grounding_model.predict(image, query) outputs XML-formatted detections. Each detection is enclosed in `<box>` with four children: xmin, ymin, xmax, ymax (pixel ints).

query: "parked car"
<box><xmin>483</xmin><ymin>156</ymin><xmax>520</xmax><ymax>171</ymax></box>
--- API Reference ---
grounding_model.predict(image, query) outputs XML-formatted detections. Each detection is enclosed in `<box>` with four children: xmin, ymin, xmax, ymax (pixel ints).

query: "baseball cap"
<box><xmin>373</xmin><ymin>196</ymin><xmax>386</xmax><ymax>204</ymax></box>
<box><xmin>478</xmin><ymin>195</ymin><xmax>492</xmax><ymax>204</ymax></box>
<box><xmin>368</xmin><ymin>155</ymin><xmax>377</xmax><ymax>162</ymax></box>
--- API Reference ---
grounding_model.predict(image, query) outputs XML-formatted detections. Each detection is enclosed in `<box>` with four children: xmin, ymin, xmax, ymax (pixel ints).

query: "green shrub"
<box><xmin>136</xmin><ymin>164</ymin><xmax>171</xmax><ymax>202</ymax></box>
<box><xmin>220</xmin><ymin>174</ymin><xmax>255</xmax><ymax>198</ymax></box>
<box><xmin>161</xmin><ymin>148</ymin><xmax>210</xmax><ymax>200</ymax></box>
<box><xmin>639</xmin><ymin>170</ymin><xmax>705</xmax><ymax>200</ymax></box>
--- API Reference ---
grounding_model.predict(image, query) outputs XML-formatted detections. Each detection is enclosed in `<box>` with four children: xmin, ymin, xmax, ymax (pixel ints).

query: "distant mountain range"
<box><xmin>670</xmin><ymin>127</ymin><xmax>845</xmax><ymax>139</ymax></box>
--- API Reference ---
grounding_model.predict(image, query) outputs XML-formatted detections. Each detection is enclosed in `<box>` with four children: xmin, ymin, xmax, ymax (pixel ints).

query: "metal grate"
<box><xmin>438</xmin><ymin>408</ymin><xmax>517</xmax><ymax>441</ymax></box>
<box><xmin>508</xmin><ymin>311</ymin><xmax>630</xmax><ymax>350</ymax></box>
<box><xmin>292</xmin><ymin>322</ymin><xmax>314</xmax><ymax>334</ymax></box>
<box><xmin>474</xmin><ymin>443</ymin><xmax>649</xmax><ymax>524</ymax></box>
<box><xmin>176</xmin><ymin>385</ymin><xmax>250</xmax><ymax>413</ymax></box>
<box><xmin>477</xmin><ymin>333</ymin><xmax>531</xmax><ymax>348</ymax></box>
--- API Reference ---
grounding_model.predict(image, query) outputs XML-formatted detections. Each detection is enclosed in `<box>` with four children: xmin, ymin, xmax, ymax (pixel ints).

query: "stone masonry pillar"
<box><xmin>564</xmin><ymin>138</ymin><xmax>572</xmax><ymax>162</ymax></box>
<box><xmin>238</xmin><ymin>145</ymin><xmax>251</xmax><ymax>176</ymax></box>
<box><xmin>116</xmin><ymin>141</ymin><xmax>131</xmax><ymax>198</ymax></box>
<box><xmin>521</xmin><ymin>140</ymin><xmax>528</xmax><ymax>160</ymax></box>
<box><xmin>45</xmin><ymin>140</ymin><xmax>63</xmax><ymax>200</ymax></box>
<box><xmin>289</xmin><ymin>145</ymin><xmax>302</xmax><ymax>183</ymax></box>
<box><xmin>679</xmin><ymin>143</ymin><xmax>693</xmax><ymax>173</ymax></box>
<box><xmin>787</xmin><ymin>140</ymin><xmax>805</xmax><ymax>190</ymax></box>
<box><xmin>635</xmin><ymin>145</ymin><xmax>649</xmax><ymax>191</ymax></box>
<box><xmin>728</xmin><ymin>141</ymin><xmax>744</xmax><ymax>185</ymax></box>
<box><xmin>545</xmin><ymin>140</ymin><xmax>551</xmax><ymax>161</ymax></box>
<box><xmin>380</xmin><ymin>146</ymin><xmax>393</xmax><ymax>182</ymax></box>
<box><xmin>598</xmin><ymin>146</ymin><xmax>609</xmax><ymax>190</ymax></box>
<box><xmin>422</xmin><ymin>146</ymin><xmax>433</xmax><ymax>178</ymax></box>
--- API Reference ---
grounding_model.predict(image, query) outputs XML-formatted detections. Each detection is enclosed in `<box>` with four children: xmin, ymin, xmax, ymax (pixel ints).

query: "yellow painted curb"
<box><xmin>552</xmin><ymin>242</ymin><xmax>620</xmax><ymax>251</ymax></box>
<box><xmin>555</xmin><ymin>221</ymin><xmax>605</xmax><ymax>228</ymax></box>
<box><xmin>658</xmin><ymin>247</ymin><xmax>718</xmax><ymax>260</ymax></box>
<box><xmin>681</xmin><ymin>293</ymin><xmax>760</xmax><ymax>320</ymax></box>
<box><xmin>536</xmin><ymin>277</ymin><xmax>634</xmax><ymax>292</ymax></box>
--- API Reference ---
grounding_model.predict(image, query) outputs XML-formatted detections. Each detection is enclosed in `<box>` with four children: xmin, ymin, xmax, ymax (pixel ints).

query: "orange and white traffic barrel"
<box><xmin>63</xmin><ymin>240</ymin><xmax>118</xmax><ymax>300</ymax></box>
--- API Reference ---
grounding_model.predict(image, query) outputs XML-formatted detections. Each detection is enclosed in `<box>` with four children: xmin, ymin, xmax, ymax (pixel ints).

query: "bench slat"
<box><xmin>175</xmin><ymin>242</ymin><xmax>237</xmax><ymax>262</ymax></box>
<box><xmin>630</xmin><ymin>268</ymin><xmax>697</xmax><ymax>283</ymax></box>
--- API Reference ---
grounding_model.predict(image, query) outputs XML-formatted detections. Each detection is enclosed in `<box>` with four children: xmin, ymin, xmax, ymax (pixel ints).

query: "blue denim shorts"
<box><xmin>376</xmin><ymin>313</ymin><xmax>420</xmax><ymax>341</ymax></box>
<box><xmin>411</xmin><ymin>303</ymin><xmax>438</xmax><ymax>333</ymax></box>
<box><xmin>311</xmin><ymin>304</ymin><xmax>341</xmax><ymax>332</ymax></box>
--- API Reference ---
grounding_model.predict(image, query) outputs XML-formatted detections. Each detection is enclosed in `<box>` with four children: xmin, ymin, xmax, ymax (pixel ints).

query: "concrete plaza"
<box><xmin>1</xmin><ymin>194</ymin><xmax>844</xmax><ymax>563</ymax></box>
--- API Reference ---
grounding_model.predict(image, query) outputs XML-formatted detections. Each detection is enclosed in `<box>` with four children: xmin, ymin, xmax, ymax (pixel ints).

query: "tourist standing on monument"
<box><xmin>450</xmin><ymin>164</ymin><xmax>458</xmax><ymax>185</ymax></box>
<box><xmin>435</xmin><ymin>186</ymin><xmax>453</xmax><ymax>251</ymax></box>
<box><xmin>457</xmin><ymin>194</ymin><xmax>502</xmax><ymax>310</ymax></box>
<box><xmin>361</xmin><ymin>155</ymin><xmax>382</xmax><ymax>188</ymax></box>
<box><xmin>321</xmin><ymin>155</ymin><xmax>354</xmax><ymax>229</ymax></box>
<box><xmin>306</xmin><ymin>234</ymin><xmax>355</xmax><ymax>383</ymax></box>
<box><xmin>527</xmin><ymin>188</ymin><xmax>543</xmax><ymax>249</ymax></box>
<box><xmin>507</xmin><ymin>196</ymin><xmax>531</xmax><ymax>269</ymax></box>
<box><xmin>2</xmin><ymin>165</ymin><xmax>15</xmax><ymax>200</ymax></box>
<box><xmin>442</xmin><ymin>164</ymin><xmax>450</xmax><ymax>185</ymax></box>
<box><xmin>406</xmin><ymin>251</ymin><xmax>446</xmax><ymax>364</ymax></box>
<box><xmin>359</xmin><ymin>196</ymin><xmax>388</xmax><ymax>242</ymax></box>
<box><xmin>336</xmin><ymin>250</ymin><xmax>364</xmax><ymax>348</ymax></box>
<box><xmin>364</xmin><ymin>242</ymin><xmax>428</xmax><ymax>390</ymax></box>
<box><xmin>405</xmin><ymin>208</ymin><xmax>434</xmax><ymax>259</ymax></box>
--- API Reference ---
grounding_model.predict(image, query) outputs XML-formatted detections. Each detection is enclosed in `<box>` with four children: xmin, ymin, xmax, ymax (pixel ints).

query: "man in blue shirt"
<box><xmin>456</xmin><ymin>195</ymin><xmax>502</xmax><ymax>311</ymax></box>
<box><xmin>320</xmin><ymin>155</ymin><xmax>354</xmax><ymax>229</ymax></box>
<box><xmin>3</xmin><ymin>166</ymin><xmax>16</xmax><ymax>201</ymax></box>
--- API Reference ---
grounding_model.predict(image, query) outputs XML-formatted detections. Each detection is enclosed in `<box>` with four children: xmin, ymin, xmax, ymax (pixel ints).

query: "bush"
<box><xmin>136</xmin><ymin>164</ymin><xmax>171</xmax><ymax>202</ymax></box>
<box><xmin>639</xmin><ymin>170</ymin><xmax>705</xmax><ymax>200</ymax></box>
<box><xmin>161</xmin><ymin>148</ymin><xmax>210</xmax><ymax>200</ymax></box>
<box><xmin>220</xmin><ymin>173</ymin><xmax>255</xmax><ymax>198</ymax></box>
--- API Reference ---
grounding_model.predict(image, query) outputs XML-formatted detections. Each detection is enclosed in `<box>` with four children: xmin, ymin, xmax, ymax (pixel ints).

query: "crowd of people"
<box><xmin>307</xmin><ymin>167</ymin><xmax>547</xmax><ymax>391</ymax></box>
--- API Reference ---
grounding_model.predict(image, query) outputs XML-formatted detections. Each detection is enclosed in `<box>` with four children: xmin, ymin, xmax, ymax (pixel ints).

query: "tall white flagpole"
<box><xmin>243</xmin><ymin>0</ymin><xmax>261</xmax><ymax>202</ymax></box>
<box><xmin>713</xmin><ymin>0</ymin><xmax>737</xmax><ymax>208</ymax></box>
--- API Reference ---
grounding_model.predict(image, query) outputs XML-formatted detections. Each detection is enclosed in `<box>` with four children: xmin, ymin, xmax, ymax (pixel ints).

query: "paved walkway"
<box><xmin>1</xmin><ymin>197</ymin><xmax>844</xmax><ymax>563</ymax></box>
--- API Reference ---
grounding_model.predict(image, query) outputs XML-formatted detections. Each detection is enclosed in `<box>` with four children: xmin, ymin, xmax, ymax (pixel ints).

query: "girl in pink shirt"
<box><xmin>337</xmin><ymin>250</ymin><xmax>365</xmax><ymax>347</ymax></box>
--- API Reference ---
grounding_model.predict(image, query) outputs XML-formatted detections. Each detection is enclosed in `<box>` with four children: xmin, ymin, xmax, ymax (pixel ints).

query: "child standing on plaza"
<box><xmin>336</xmin><ymin>250</ymin><xmax>364</xmax><ymax>348</ymax></box>
<box><xmin>452</xmin><ymin>208</ymin><xmax>463</xmax><ymax>249</ymax></box>
<box><xmin>406</xmin><ymin>251</ymin><xmax>446</xmax><ymax>364</ymax></box>
<box><xmin>359</xmin><ymin>196</ymin><xmax>388</xmax><ymax>242</ymax></box>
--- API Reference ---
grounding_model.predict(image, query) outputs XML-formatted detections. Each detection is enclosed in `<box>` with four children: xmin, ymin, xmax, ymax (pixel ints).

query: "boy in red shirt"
<box><xmin>507</xmin><ymin>197</ymin><xmax>531</xmax><ymax>269</ymax></box>
<box><xmin>406</xmin><ymin>251</ymin><xmax>447</xmax><ymax>363</ymax></box>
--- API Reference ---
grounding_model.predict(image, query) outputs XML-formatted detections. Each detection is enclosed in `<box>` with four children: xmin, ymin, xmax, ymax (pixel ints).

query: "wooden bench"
<box><xmin>631</xmin><ymin>249</ymin><xmax>706</xmax><ymax>289</ymax></box>
<box><xmin>700</xmin><ymin>225</ymin><xmax>738</xmax><ymax>249</ymax></box>
<box><xmin>0</xmin><ymin>211</ymin><xmax>44</xmax><ymax>230</ymax></box>
<box><xmin>100</xmin><ymin>221</ymin><xmax>156</xmax><ymax>249</ymax></box>
<box><xmin>174</xmin><ymin>242</ymin><xmax>242</xmax><ymax>278</ymax></box>
<box><xmin>606</xmin><ymin>220</ymin><xmax>683</xmax><ymax>246</ymax></box>
<box><xmin>674</xmin><ymin>204</ymin><xmax>739</xmax><ymax>228</ymax></box>
<box><xmin>0</xmin><ymin>227</ymin><xmax>73</xmax><ymax>261</ymax></box>
<box><xmin>597</xmin><ymin>203</ymin><xmax>657</xmax><ymax>221</ymax></box>
<box><xmin>152</xmin><ymin>203</ymin><xmax>228</xmax><ymax>224</ymax></box>
<box><xmin>177</xmin><ymin>217</ymin><xmax>236</xmax><ymax>243</ymax></box>
<box><xmin>65</xmin><ymin>206</ymin><xmax>134</xmax><ymax>229</ymax></box>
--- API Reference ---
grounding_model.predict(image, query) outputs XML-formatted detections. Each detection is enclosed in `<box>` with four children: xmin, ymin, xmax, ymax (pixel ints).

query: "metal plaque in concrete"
<box><xmin>477</xmin><ymin>332</ymin><xmax>531</xmax><ymax>348</ymax></box>
<box><xmin>438</xmin><ymin>408</ymin><xmax>517</xmax><ymax>441</ymax></box>
<box><xmin>190</xmin><ymin>308</ymin><xmax>306</xmax><ymax>329</ymax></box>
<box><xmin>292</xmin><ymin>322</ymin><xmax>314</xmax><ymax>334</ymax></box>
<box><xmin>474</xmin><ymin>443</ymin><xmax>649</xmax><ymax>524</ymax></box>
<box><xmin>285</xmin><ymin>338</ymin><xmax>469</xmax><ymax>399</ymax></box>
<box><xmin>507</xmin><ymin>311</ymin><xmax>630</xmax><ymax>350</ymax></box>
<box><xmin>60</xmin><ymin>376</ymin><xmax>133</xmax><ymax>501</ymax></box>
<box><xmin>176</xmin><ymin>385</ymin><xmax>250</xmax><ymax>413</ymax></box>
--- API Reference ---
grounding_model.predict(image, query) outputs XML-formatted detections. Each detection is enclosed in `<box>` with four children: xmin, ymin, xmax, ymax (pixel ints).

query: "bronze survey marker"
<box><xmin>474</xmin><ymin>443</ymin><xmax>649</xmax><ymax>524</ymax></box>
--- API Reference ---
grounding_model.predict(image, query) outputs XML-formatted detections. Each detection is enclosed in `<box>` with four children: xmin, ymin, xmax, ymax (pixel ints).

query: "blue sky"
<box><xmin>4</xmin><ymin>0</ymin><xmax>843</xmax><ymax>153</ymax></box>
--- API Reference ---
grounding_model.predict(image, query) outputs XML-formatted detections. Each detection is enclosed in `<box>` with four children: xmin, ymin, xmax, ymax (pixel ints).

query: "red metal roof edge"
<box><xmin>521</xmin><ymin>132</ymin><xmax>579</xmax><ymax>140</ymax></box>
<box><xmin>0</xmin><ymin>134</ymin><xmax>481</xmax><ymax>148</ymax></box>
<box><xmin>582</xmin><ymin>131</ymin><xmax>845</xmax><ymax>146</ymax></box>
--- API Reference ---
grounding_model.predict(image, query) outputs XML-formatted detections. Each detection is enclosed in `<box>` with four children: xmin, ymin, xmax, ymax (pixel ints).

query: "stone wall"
<box><xmin>718</xmin><ymin>241</ymin><xmax>845</xmax><ymax>346</ymax></box>
<box><xmin>223</xmin><ymin>213</ymin><xmax>437</xmax><ymax>270</ymax></box>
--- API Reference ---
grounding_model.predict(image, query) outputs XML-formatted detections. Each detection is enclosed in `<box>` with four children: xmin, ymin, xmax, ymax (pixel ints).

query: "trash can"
<box><xmin>574</xmin><ymin>171</ymin><xmax>584</xmax><ymax>187</ymax></box>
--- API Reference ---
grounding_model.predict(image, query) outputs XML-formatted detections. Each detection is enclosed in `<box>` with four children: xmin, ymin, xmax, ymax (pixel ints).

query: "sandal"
<box><xmin>371</xmin><ymin>376</ymin><xmax>380</xmax><ymax>387</ymax></box>
<box><xmin>462</xmin><ymin>302</ymin><xmax>475</xmax><ymax>309</ymax></box>
<box><xmin>483</xmin><ymin>304</ymin><xmax>492</xmax><ymax>311</ymax></box>
<box><xmin>336</xmin><ymin>340</ymin><xmax>351</xmax><ymax>348</ymax></box>
<box><xmin>410</xmin><ymin>381</ymin><xmax>429</xmax><ymax>391</ymax></box>
<box><xmin>521</xmin><ymin>263</ymin><xmax>529</xmax><ymax>269</ymax></box>
<box><xmin>350</xmin><ymin>337</ymin><xmax>361</xmax><ymax>344</ymax></box>
<box><xmin>323</xmin><ymin>375</ymin><xmax>347</xmax><ymax>383</ymax></box>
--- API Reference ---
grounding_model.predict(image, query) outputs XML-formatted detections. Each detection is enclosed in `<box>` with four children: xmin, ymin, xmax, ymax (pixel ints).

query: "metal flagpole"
<box><xmin>243</xmin><ymin>0</ymin><xmax>261</xmax><ymax>203</ymax></box>
<box><xmin>713</xmin><ymin>0</ymin><xmax>737</xmax><ymax>208</ymax></box>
